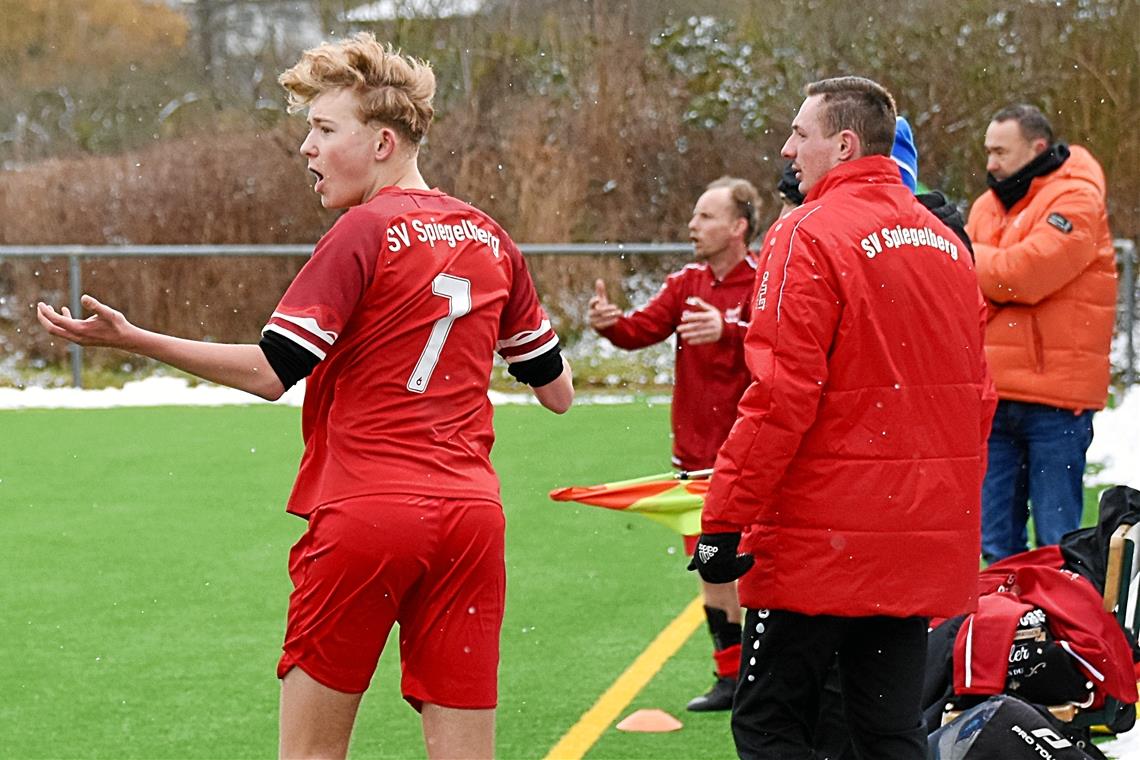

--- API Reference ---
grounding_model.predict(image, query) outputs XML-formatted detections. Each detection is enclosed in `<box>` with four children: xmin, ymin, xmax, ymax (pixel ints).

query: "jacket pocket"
<box><xmin>1030</xmin><ymin>314</ymin><xmax>1045</xmax><ymax>374</ymax></box>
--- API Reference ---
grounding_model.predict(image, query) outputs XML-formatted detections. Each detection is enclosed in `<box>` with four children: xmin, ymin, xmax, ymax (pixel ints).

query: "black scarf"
<box><xmin>986</xmin><ymin>142</ymin><xmax>1069</xmax><ymax>211</ymax></box>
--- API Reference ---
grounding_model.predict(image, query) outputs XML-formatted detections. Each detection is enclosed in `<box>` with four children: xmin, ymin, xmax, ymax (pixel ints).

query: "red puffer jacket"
<box><xmin>702</xmin><ymin>156</ymin><xmax>996</xmax><ymax>619</ymax></box>
<box><xmin>953</xmin><ymin>548</ymin><xmax>1138</xmax><ymax>709</ymax></box>
<box><xmin>967</xmin><ymin>145</ymin><xmax>1117</xmax><ymax>411</ymax></box>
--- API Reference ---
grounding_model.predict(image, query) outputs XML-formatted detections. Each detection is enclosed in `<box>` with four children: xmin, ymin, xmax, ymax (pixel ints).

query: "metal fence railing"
<box><xmin>1118</xmin><ymin>239</ymin><xmax>1137</xmax><ymax>388</ymax></box>
<box><xmin>1</xmin><ymin>240</ymin><xmax>1136</xmax><ymax>389</ymax></box>
<box><xmin>0</xmin><ymin>243</ymin><xmax>692</xmax><ymax>387</ymax></box>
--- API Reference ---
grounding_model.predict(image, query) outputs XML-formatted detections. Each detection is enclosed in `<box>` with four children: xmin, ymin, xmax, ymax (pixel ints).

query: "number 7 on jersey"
<box><xmin>407</xmin><ymin>273</ymin><xmax>472</xmax><ymax>393</ymax></box>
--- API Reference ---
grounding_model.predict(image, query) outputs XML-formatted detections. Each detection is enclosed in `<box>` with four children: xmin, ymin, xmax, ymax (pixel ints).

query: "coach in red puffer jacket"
<box><xmin>702</xmin><ymin>138</ymin><xmax>996</xmax><ymax>621</ymax></box>
<box><xmin>691</xmin><ymin>79</ymin><xmax>997</xmax><ymax>760</ymax></box>
<box><xmin>690</xmin><ymin>77</ymin><xmax>997</xmax><ymax>760</ymax></box>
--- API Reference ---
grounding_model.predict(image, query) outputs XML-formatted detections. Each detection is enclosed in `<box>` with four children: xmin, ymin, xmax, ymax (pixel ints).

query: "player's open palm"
<box><xmin>37</xmin><ymin>294</ymin><xmax>139</xmax><ymax>350</ymax></box>
<box><xmin>678</xmin><ymin>296</ymin><xmax>723</xmax><ymax>345</ymax></box>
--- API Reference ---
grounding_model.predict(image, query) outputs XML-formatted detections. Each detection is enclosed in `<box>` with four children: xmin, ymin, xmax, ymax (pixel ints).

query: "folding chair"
<box><xmin>1066</xmin><ymin>522</ymin><xmax>1140</xmax><ymax>731</ymax></box>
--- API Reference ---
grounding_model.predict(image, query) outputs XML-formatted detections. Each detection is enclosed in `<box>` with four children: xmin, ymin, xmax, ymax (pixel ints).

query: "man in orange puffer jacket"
<box><xmin>967</xmin><ymin>104</ymin><xmax>1117</xmax><ymax>564</ymax></box>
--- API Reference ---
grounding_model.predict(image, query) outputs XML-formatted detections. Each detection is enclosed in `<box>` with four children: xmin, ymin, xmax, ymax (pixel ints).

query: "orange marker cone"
<box><xmin>615</xmin><ymin>708</ymin><xmax>684</xmax><ymax>733</ymax></box>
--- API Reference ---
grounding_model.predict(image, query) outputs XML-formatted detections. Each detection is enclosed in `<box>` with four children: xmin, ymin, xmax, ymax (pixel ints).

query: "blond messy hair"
<box><xmin>279</xmin><ymin>32</ymin><xmax>436</xmax><ymax>144</ymax></box>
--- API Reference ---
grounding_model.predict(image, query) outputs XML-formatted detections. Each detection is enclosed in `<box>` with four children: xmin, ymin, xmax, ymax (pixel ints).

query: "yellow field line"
<box><xmin>542</xmin><ymin>595</ymin><xmax>706</xmax><ymax>760</ymax></box>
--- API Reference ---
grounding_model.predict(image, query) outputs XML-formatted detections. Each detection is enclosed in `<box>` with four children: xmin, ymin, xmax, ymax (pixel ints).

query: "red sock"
<box><xmin>714</xmin><ymin>643</ymin><xmax>741</xmax><ymax>679</ymax></box>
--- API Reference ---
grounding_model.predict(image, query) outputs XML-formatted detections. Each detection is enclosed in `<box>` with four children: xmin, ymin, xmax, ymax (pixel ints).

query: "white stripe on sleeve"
<box><xmin>497</xmin><ymin>320</ymin><xmax>552</xmax><ymax>350</ymax></box>
<box><xmin>503</xmin><ymin>335</ymin><xmax>560</xmax><ymax>364</ymax></box>
<box><xmin>270</xmin><ymin>312</ymin><xmax>338</xmax><ymax>345</ymax></box>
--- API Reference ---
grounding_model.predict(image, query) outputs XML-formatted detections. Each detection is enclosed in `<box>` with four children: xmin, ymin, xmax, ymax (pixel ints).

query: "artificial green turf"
<box><xmin>0</xmin><ymin>401</ymin><xmax>1117</xmax><ymax>759</ymax></box>
<box><xmin>0</xmin><ymin>401</ymin><xmax>701</xmax><ymax>759</ymax></box>
<box><xmin>1</xmin><ymin>406</ymin><xmax>299</xmax><ymax>759</ymax></box>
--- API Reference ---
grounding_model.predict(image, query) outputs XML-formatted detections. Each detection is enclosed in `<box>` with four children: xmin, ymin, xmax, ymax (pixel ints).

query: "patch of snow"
<box><xmin>1101</xmin><ymin>725</ymin><xmax>1140</xmax><ymax>759</ymax></box>
<box><xmin>0</xmin><ymin>376</ymin><xmax>669</xmax><ymax>409</ymax></box>
<box><xmin>346</xmin><ymin>0</ymin><xmax>482</xmax><ymax>22</ymax></box>
<box><xmin>1088</xmin><ymin>390</ymin><xmax>1140</xmax><ymax>490</ymax></box>
<box><xmin>0</xmin><ymin>376</ymin><xmax>305</xmax><ymax>409</ymax></box>
<box><xmin>1</xmin><ymin>376</ymin><xmax>1134</xmax><ymax>493</ymax></box>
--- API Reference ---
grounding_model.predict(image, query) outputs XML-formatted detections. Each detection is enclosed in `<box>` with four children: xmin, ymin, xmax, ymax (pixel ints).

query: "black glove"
<box><xmin>687</xmin><ymin>532</ymin><xmax>754</xmax><ymax>584</ymax></box>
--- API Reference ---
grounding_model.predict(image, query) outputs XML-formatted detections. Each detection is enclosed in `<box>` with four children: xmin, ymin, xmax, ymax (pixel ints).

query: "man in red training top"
<box><xmin>589</xmin><ymin>176</ymin><xmax>760</xmax><ymax>711</ymax></box>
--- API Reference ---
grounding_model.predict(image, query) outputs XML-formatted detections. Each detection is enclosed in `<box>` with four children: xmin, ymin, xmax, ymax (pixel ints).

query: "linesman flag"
<box><xmin>548</xmin><ymin>469</ymin><xmax>711</xmax><ymax>536</ymax></box>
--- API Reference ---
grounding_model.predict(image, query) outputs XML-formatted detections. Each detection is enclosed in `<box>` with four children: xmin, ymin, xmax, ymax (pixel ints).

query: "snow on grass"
<box><xmin>0</xmin><ymin>375</ymin><xmax>669</xmax><ymax>409</ymax></box>
<box><xmin>2</xmin><ymin>379</ymin><xmax>1136</xmax><ymax>485</ymax></box>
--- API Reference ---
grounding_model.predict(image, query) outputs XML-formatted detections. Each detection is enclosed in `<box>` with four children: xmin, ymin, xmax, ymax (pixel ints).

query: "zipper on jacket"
<box><xmin>1030</xmin><ymin>314</ymin><xmax>1045</xmax><ymax>373</ymax></box>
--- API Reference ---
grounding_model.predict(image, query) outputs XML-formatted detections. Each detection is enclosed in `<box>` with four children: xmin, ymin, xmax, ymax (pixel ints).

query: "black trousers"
<box><xmin>732</xmin><ymin>609</ymin><xmax>929</xmax><ymax>760</ymax></box>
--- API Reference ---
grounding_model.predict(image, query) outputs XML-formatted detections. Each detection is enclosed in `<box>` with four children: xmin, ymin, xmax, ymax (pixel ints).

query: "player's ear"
<box><xmin>375</xmin><ymin>126</ymin><xmax>398</xmax><ymax>161</ymax></box>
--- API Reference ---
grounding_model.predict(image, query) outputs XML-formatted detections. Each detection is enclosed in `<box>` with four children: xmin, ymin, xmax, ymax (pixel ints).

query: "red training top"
<box><xmin>598</xmin><ymin>256</ymin><xmax>755</xmax><ymax>470</ymax></box>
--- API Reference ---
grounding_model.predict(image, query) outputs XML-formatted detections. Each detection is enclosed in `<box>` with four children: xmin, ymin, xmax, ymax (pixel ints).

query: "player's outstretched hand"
<box><xmin>687</xmin><ymin>532</ymin><xmax>754</xmax><ymax>584</ymax></box>
<box><xmin>587</xmin><ymin>278</ymin><xmax>621</xmax><ymax>331</ymax></box>
<box><xmin>677</xmin><ymin>296</ymin><xmax>723</xmax><ymax>345</ymax></box>
<box><xmin>37</xmin><ymin>294</ymin><xmax>139</xmax><ymax>350</ymax></box>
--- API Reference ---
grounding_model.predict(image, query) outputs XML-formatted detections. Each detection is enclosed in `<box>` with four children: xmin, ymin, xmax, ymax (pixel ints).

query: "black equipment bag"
<box><xmin>929</xmin><ymin>695</ymin><xmax>1103</xmax><ymax>760</ymax></box>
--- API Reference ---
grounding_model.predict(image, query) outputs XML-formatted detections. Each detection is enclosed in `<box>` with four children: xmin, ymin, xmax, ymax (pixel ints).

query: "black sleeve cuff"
<box><xmin>507</xmin><ymin>344</ymin><xmax>563</xmax><ymax>387</ymax></box>
<box><xmin>259</xmin><ymin>331</ymin><xmax>321</xmax><ymax>390</ymax></box>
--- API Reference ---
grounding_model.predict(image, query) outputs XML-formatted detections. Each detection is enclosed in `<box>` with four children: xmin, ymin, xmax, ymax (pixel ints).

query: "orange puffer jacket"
<box><xmin>967</xmin><ymin>145</ymin><xmax>1117</xmax><ymax>411</ymax></box>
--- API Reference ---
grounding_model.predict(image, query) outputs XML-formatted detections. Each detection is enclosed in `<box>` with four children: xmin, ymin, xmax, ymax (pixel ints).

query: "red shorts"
<box><xmin>277</xmin><ymin>494</ymin><xmax>505</xmax><ymax>710</ymax></box>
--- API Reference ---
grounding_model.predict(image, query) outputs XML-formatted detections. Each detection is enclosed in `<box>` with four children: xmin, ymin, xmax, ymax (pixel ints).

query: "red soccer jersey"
<box><xmin>263</xmin><ymin>187</ymin><xmax>558</xmax><ymax>517</ymax></box>
<box><xmin>598</xmin><ymin>256</ymin><xmax>755</xmax><ymax>470</ymax></box>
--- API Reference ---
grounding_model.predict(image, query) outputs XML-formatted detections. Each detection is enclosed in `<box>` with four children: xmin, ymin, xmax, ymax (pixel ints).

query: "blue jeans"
<box><xmin>980</xmin><ymin>400</ymin><xmax>1094</xmax><ymax>563</ymax></box>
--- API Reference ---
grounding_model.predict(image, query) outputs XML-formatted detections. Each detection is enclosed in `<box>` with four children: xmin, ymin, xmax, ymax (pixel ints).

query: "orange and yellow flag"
<box><xmin>549</xmin><ymin>470</ymin><xmax>710</xmax><ymax>536</ymax></box>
